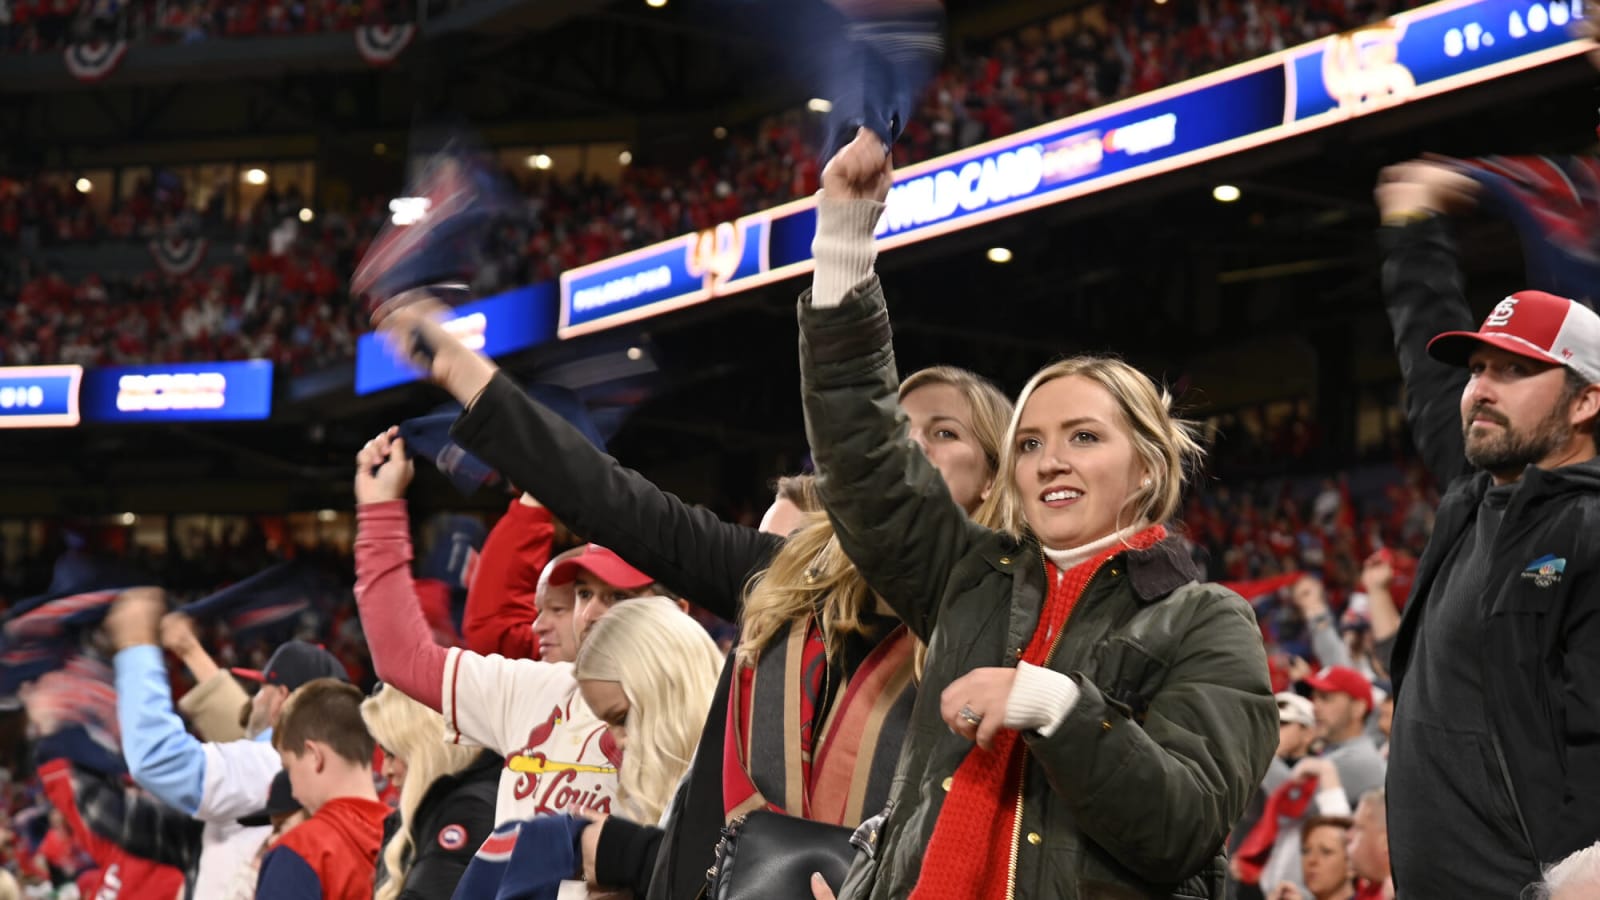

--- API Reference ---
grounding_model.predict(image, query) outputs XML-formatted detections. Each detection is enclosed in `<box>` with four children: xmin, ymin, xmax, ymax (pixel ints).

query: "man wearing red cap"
<box><xmin>353</xmin><ymin>428</ymin><xmax>675</xmax><ymax>825</ymax></box>
<box><xmin>1376</xmin><ymin>162</ymin><xmax>1600</xmax><ymax>899</ymax></box>
<box><xmin>1302</xmin><ymin>667</ymin><xmax>1384</xmax><ymax>808</ymax></box>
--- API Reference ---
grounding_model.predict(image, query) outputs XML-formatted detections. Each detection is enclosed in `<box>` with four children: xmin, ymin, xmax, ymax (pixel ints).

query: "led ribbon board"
<box><xmin>559</xmin><ymin>0</ymin><xmax>1589</xmax><ymax>338</ymax></box>
<box><xmin>354</xmin><ymin>283</ymin><xmax>557</xmax><ymax>395</ymax></box>
<box><xmin>81</xmin><ymin>361</ymin><xmax>275</xmax><ymax>423</ymax></box>
<box><xmin>0</xmin><ymin>366</ymin><xmax>84</xmax><ymax>428</ymax></box>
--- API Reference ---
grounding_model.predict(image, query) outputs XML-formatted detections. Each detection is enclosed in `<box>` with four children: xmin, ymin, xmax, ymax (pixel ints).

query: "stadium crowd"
<box><xmin>7</xmin><ymin>0</ymin><xmax>1600</xmax><ymax>897</ymax></box>
<box><xmin>1</xmin><ymin>0</ymin><xmax>1430</xmax><ymax>371</ymax></box>
<box><xmin>0</xmin><ymin>0</ymin><xmax>437</xmax><ymax>53</ymax></box>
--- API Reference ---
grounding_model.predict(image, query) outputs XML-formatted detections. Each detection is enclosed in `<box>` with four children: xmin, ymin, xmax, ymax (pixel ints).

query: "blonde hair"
<box><xmin>738</xmin><ymin>367</ymin><xmax>1012</xmax><ymax>666</ymax></box>
<box><xmin>978</xmin><ymin>356</ymin><xmax>1204</xmax><ymax>541</ymax></box>
<box><xmin>362</xmin><ymin>685</ymin><xmax>487</xmax><ymax>900</ymax></box>
<box><xmin>575</xmin><ymin>597</ymin><xmax>723</xmax><ymax>824</ymax></box>
<box><xmin>0</xmin><ymin>868</ymin><xmax>17</xmax><ymax>900</ymax></box>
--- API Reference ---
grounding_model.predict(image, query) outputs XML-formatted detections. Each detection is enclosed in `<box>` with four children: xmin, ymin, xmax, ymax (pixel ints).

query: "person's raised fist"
<box><xmin>1375</xmin><ymin>159</ymin><xmax>1480</xmax><ymax>221</ymax></box>
<box><xmin>821</xmin><ymin>127</ymin><xmax>894</xmax><ymax>205</ymax></box>
<box><xmin>105</xmin><ymin>587</ymin><xmax>167</xmax><ymax>652</ymax></box>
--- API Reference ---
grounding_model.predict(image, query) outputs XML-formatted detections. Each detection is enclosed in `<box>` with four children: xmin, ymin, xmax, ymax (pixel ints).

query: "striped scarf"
<box><xmin>723</xmin><ymin>617</ymin><xmax>917</xmax><ymax>826</ymax></box>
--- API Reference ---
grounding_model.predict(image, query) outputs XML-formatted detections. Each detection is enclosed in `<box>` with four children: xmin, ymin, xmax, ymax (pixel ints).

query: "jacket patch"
<box><xmin>438</xmin><ymin>823</ymin><xmax>469</xmax><ymax>851</ymax></box>
<box><xmin>1521</xmin><ymin>555</ymin><xmax>1566</xmax><ymax>588</ymax></box>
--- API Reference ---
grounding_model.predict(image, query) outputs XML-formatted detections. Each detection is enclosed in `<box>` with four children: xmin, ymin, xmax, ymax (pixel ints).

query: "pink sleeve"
<box><xmin>354</xmin><ymin>499</ymin><xmax>445</xmax><ymax>710</ymax></box>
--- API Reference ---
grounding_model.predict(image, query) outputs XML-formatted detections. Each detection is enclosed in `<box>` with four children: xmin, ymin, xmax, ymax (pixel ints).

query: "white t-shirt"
<box><xmin>194</xmin><ymin>739</ymin><xmax>279</xmax><ymax>899</ymax></box>
<box><xmin>440</xmin><ymin>647</ymin><xmax>619</xmax><ymax>824</ymax></box>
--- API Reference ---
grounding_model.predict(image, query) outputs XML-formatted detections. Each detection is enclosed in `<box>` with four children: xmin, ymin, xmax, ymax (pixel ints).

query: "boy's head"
<box><xmin>272</xmin><ymin>678</ymin><xmax>376</xmax><ymax>813</ymax></box>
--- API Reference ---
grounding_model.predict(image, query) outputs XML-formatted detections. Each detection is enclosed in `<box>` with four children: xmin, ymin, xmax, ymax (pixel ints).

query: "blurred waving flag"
<box><xmin>351</xmin><ymin>138</ymin><xmax>517</xmax><ymax>322</ymax></box>
<box><xmin>1454</xmin><ymin>154</ymin><xmax>1600</xmax><ymax>306</ymax></box>
<box><xmin>178</xmin><ymin>562</ymin><xmax>316</xmax><ymax>643</ymax></box>
<box><xmin>25</xmin><ymin>656</ymin><xmax>121</xmax><ymax>749</ymax></box>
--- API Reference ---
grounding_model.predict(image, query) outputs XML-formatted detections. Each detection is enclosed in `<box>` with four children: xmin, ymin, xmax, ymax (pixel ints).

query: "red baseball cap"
<box><xmin>1427</xmin><ymin>290</ymin><xmax>1600</xmax><ymax>384</ymax></box>
<box><xmin>1303</xmin><ymin>665</ymin><xmax>1373</xmax><ymax>713</ymax></box>
<box><xmin>546</xmin><ymin>544</ymin><xmax>654</xmax><ymax>590</ymax></box>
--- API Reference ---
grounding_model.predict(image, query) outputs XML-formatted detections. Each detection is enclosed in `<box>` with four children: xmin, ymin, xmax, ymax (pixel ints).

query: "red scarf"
<box><xmin>910</xmin><ymin>525</ymin><xmax>1166</xmax><ymax>900</ymax></box>
<box><xmin>1232</xmin><ymin>774</ymin><xmax>1321</xmax><ymax>885</ymax></box>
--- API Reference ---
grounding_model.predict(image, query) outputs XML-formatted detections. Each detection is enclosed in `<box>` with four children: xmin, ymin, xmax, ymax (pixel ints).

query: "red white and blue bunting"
<box><xmin>355</xmin><ymin>24</ymin><xmax>415</xmax><ymax>67</ymax></box>
<box><xmin>149</xmin><ymin>236</ymin><xmax>209</xmax><ymax>276</ymax></box>
<box><xmin>63</xmin><ymin>40</ymin><xmax>129</xmax><ymax>83</ymax></box>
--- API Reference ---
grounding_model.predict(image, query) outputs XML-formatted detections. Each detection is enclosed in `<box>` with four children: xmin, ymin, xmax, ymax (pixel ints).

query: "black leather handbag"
<box><xmin>704</xmin><ymin>810</ymin><xmax>857</xmax><ymax>900</ymax></box>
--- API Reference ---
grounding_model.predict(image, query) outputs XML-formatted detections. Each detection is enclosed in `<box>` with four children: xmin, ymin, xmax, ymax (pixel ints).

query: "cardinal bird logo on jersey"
<box><xmin>507</xmin><ymin>706</ymin><xmax>565</xmax><ymax>800</ymax></box>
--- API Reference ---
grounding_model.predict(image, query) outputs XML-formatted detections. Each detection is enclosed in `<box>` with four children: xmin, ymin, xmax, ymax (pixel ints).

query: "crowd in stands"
<box><xmin>0</xmin><ymin>433</ymin><xmax>1427</xmax><ymax>898</ymax></box>
<box><xmin>0</xmin><ymin>0</ymin><xmax>440</xmax><ymax>54</ymax></box>
<box><xmin>2</xmin><ymin>0</ymin><xmax>1431</xmax><ymax>371</ymax></box>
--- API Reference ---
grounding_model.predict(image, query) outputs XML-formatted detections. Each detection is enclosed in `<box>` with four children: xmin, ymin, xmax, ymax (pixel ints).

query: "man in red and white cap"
<box><xmin>549</xmin><ymin>544</ymin><xmax>677</xmax><ymax>649</ymax></box>
<box><xmin>1376</xmin><ymin>162</ymin><xmax>1600</xmax><ymax>900</ymax></box>
<box><xmin>353</xmin><ymin>427</ymin><xmax>690</xmax><ymax>825</ymax></box>
<box><xmin>1303</xmin><ymin>666</ymin><xmax>1384</xmax><ymax>807</ymax></box>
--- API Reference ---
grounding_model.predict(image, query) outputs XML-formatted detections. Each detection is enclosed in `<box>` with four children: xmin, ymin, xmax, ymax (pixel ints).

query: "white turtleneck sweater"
<box><xmin>1007</xmin><ymin>524</ymin><xmax>1150</xmax><ymax>736</ymax></box>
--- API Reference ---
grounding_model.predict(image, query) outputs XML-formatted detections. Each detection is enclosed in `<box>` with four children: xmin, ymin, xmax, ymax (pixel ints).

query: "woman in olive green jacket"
<box><xmin>801</xmin><ymin>131</ymin><xmax>1277</xmax><ymax>900</ymax></box>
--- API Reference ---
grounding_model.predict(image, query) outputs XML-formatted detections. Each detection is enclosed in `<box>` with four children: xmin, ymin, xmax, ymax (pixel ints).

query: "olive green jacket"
<box><xmin>798</xmin><ymin>277</ymin><xmax>1276</xmax><ymax>900</ymax></box>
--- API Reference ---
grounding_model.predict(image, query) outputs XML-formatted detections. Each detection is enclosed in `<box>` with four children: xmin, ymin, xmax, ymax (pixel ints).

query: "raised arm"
<box><xmin>105</xmin><ymin>588</ymin><xmax>209</xmax><ymax>816</ymax></box>
<box><xmin>1375</xmin><ymin>162</ymin><xmax>1482</xmax><ymax>485</ymax></box>
<box><xmin>461</xmin><ymin>495</ymin><xmax>554</xmax><ymax>659</ymax></box>
<box><xmin>163</xmin><ymin>611</ymin><xmax>250</xmax><ymax>742</ymax></box>
<box><xmin>798</xmin><ymin>130</ymin><xmax>985</xmax><ymax>639</ymax></box>
<box><xmin>354</xmin><ymin>429</ymin><xmax>448</xmax><ymax>711</ymax></box>
<box><xmin>1028</xmin><ymin>586</ymin><xmax>1277</xmax><ymax>882</ymax></box>
<box><xmin>376</xmin><ymin>314</ymin><xmax>779</xmax><ymax>622</ymax></box>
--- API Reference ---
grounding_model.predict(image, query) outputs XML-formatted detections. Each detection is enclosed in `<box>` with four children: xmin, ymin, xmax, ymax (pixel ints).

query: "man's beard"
<box><xmin>1463</xmin><ymin>400</ymin><xmax>1573</xmax><ymax>475</ymax></box>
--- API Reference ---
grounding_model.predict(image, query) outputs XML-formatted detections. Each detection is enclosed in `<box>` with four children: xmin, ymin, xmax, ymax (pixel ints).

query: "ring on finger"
<box><xmin>958</xmin><ymin>704</ymin><xmax>983</xmax><ymax>727</ymax></box>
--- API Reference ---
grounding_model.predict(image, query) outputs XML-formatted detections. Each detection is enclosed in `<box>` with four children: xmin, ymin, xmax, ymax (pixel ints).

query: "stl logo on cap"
<box><xmin>1486</xmin><ymin>296</ymin><xmax>1519</xmax><ymax>328</ymax></box>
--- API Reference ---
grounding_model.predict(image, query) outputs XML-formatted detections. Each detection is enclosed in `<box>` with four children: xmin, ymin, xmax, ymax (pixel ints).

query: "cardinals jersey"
<box><xmin>440</xmin><ymin>647</ymin><xmax>620</xmax><ymax>824</ymax></box>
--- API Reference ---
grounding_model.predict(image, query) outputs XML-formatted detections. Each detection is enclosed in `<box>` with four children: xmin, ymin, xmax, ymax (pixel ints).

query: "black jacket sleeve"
<box><xmin>595</xmin><ymin>815</ymin><xmax>666</xmax><ymax>895</ymax></box>
<box><xmin>1378</xmin><ymin>216</ymin><xmax>1475</xmax><ymax>485</ymax></box>
<box><xmin>451</xmin><ymin>372</ymin><xmax>782</xmax><ymax>621</ymax></box>
<box><xmin>397</xmin><ymin>787</ymin><xmax>498</xmax><ymax>900</ymax></box>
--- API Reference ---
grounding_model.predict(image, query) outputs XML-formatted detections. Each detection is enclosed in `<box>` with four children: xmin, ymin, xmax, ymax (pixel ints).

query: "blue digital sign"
<box><xmin>354</xmin><ymin>283</ymin><xmax>557</xmax><ymax>395</ymax></box>
<box><xmin>80</xmin><ymin>361</ymin><xmax>274</xmax><ymax>423</ymax></box>
<box><xmin>560</xmin><ymin>218</ymin><xmax>767</xmax><ymax>335</ymax></box>
<box><xmin>0</xmin><ymin>366</ymin><xmax>83</xmax><ymax>428</ymax></box>
<box><xmin>556</xmin><ymin>0</ymin><xmax>1590</xmax><ymax>339</ymax></box>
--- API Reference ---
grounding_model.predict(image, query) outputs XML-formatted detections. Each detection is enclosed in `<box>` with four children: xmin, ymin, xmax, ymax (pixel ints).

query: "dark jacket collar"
<box><xmin>414</xmin><ymin>749</ymin><xmax>500</xmax><ymax>820</ymax></box>
<box><xmin>984</xmin><ymin>530</ymin><xmax>1200</xmax><ymax>604</ymax></box>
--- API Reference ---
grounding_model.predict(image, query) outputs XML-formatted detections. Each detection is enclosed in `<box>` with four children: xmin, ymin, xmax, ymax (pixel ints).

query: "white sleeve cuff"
<box><xmin>809</xmin><ymin>198</ymin><xmax>885</xmax><ymax>308</ymax></box>
<box><xmin>1315</xmin><ymin>787</ymin><xmax>1351</xmax><ymax>816</ymax></box>
<box><xmin>1005</xmin><ymin>662</ymin><xmax>1081</xmax><ymax>738</ymax></box>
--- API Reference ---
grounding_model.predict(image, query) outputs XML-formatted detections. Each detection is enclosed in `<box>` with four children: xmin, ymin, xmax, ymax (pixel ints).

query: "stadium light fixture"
<box><xmin>987</xmin><ymin>247</ymin><xmax>1014</xmax><ymax>264</ymax></box>
<box><xmin>119</xmin><ymin>512</ymin><xmax>137</xmax><ymax>526</ymax></box>
<box><xmin>75</xmin><ymin>178</ymin><xmax>92</xmax><ymax>193</ymax></box>
<box><xmin>244</xmin><ymin>168</ymin><xmax>268</xmax><ymax>185</ymax></box>
<box><xmin>317</xmin><ymin>509</ymin><xmax>338</xmax><ymax>523</ymax></box>
<box><xmin>1213</xmin><ymin>184</ymin><xmax>1241</xmax><ymax>203</ymax></box>
<box><xmin>528</xmin><ymin>153</ymin><xmax>553</xmax><ymax>170</ymax></box>
<box><xmin>619</xmin><ymin>150</ymin><xmax>633</xmax><ymax>165</ymax></box>
<box><xmin>807</xmin><ymin>98</ymin><xmax>833</xmax><ymax>113</ymax></box>
<box><xmin>647</xmin><ymin>0</ymin><xmax>667</xmax><ymax>7</ymax></box>
<box><xmin>627</xmin><ymin>346</ymin><xmax>644</xmax><ymax>361</ymax></box>
<box><xmin>298</xmin><ymin>208</ymin><xmax>314</xmax><ymax>223</ymax></box>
